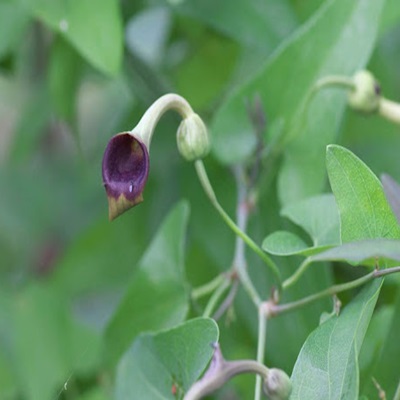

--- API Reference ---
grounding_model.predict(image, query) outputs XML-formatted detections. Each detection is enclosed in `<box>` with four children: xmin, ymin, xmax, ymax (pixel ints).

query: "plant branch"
<box><xmin>379</xmin><ymin>98</ymin><xmax>400</xmax><ymax>125</ymax></box>
<box><xmin>192</xmin><ymin>273</ymin><xmax>228</xmax><ymax>300</ymax></box>
<box><xmin>255</xmin><ymin>305</ymin><xmax>268</xmax><ymax>400</ymax></box>
<box><xmin>194</xmin><ymin>159</ymin><xmax>281</xmax><ymax>286</ymax></box>
<box><xmin>212</xmin><ymin>279</ymin><xmax>239</xmax><ymax>320</ymax></box>
<box><xmin>282</xmin><ymin>257</ymin><xmax>312</xmax><ymax>289</ymax></box>
<box><xmin>232</xmin><ymin>165</ymin><xmax>263</xmax><ymax>307</ymax></box>
<box><xmin>269</xmin><ymin>266</ymin><xmax>400</xmax><ymax>316</ymax></box>
<box><xmin>203</xmin><ymin>278</ymin><xmax>231</xmax><ymax>318</ymax></box>
<box><xmin>184</xmin><ymin>344</ymin><xmax>269</xmax><ymax>400</ymax></box>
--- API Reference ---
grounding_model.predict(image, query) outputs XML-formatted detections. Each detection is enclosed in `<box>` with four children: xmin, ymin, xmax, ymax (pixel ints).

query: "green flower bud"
<box><xmin>177</xmin><ymin>113</ymin><xmax>210</xmax><ymax>161</ymax></box>
<box><xmin>263</xmin><ymin>368</ymin><xmax>292</xmax><ymax>400</ymax></box>
<box><xmin>348</xmin><ymin>70</ymin><xmax>381</xmax><ymax>114</ymax></box>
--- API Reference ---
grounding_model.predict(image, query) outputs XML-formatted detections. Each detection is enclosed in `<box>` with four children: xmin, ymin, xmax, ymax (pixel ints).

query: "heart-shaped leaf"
<box><xmin>115</xmin><ymin>318</ymin><xmax>219</xmax><ymax>400</ymax></box>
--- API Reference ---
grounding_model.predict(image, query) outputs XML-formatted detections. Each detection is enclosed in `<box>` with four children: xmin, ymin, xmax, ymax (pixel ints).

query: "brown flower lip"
<box><xmin>102</xmin><ymin>132</ymin><xmax>150</xmax><ymax>220</ymax></box>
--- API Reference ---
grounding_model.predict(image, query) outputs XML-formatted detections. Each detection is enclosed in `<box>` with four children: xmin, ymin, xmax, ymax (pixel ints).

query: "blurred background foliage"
<box><xmin>0</xmin><ymin>0</ymin><xmax>400</xmax><ymax>399</ymax></box>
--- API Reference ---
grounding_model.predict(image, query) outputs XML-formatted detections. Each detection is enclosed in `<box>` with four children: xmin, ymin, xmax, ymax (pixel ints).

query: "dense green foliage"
<box><xmin>1</xmin><ymin>0</ymin><xmax>400</xmax><ymax>399</ymax></box>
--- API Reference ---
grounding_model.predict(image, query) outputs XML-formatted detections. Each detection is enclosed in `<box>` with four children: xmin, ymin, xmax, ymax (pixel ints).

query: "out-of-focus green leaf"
<box><xmin>326</xmin><ymin>145</ymin><xmax>400</xmax><ymax>242</ymax></box>
<box><xmin>115</xmin><ymin>318</ymin><xmax>219</xmax><ymax>400</ymax></box>
<box><xmin>0</xmin><ymin>1</ymin><xmax>29</xmax><ymax>59</ymax></box>
<box><xmin>379</xmin><ymin>0</ymin><xmax>400</xmax><ymax>35</ymax></box>
<box><xmin>212</xmin><ymin>0</ymin><xmax>385</xmax><ymax>205</ymax></box>
<box><xmin>310</xmin><ymin>239</ymin><xmax>400</xmax><ymax>265</ymax></box>
<box><xmin>168</xmin><ymin>0</ymin><xmax>297</xmax><ymax>50</ymax></box>
<box><xmin>125</xmin><ymin>7</ymin><xmax>171</xmax><ymax>68</ymax></box>
<box><xmin>281</xmin><ymin>194</ymin><xmax>340</xmax><ymax>247</ymax></box>
<box><xmin>104</xmin><ymin>201</ymin><xmax>190</xmax><ymax>366</ymax></box>
<box><xmin>25</xmin><ymin>0</ymin><xmax>123</xmax><ymax>75</ymax></box>
<box><xmin>175</xmin><ymin>35</ymin><xmax>239</xmax><ymax>110</ymax></box>
<box><xmin>0</xmin><ymin>291</ymin><xmax>17</xmax><ymax>399</ymax></box>
<box><xmin>9</xmin><ymin>87</ymin><xmax>51</xmax><ymax>164</ymax></box>
<box><xmin>49</xmin><ymin>36</ymin><xmax>82</xmax><ymax>122</ymax></box>
<box><xmin>290</xmin><ymin>280</ymin><xmax>382</xmax><ymax>400</ymax></box>
<box><xmin>381</xmin><ymin>173</ymin><xmax>400</xmax><ymax>225</ymax></box>
<box><xmin>290</xmin><ymin>0</ymin><xmax>324</xmax><ymax>22</ymax></box>
<box><xmin>10</xmin><ymin>282</ymin><xmax>101</xmax><ymax>400</ymax></box>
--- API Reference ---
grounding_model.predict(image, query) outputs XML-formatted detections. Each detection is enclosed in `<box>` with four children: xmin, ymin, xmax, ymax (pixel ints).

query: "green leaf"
<box><xmin>211</xmin><ymin>0</ymin><xmax>385</xmax><ymax>204</ymax></box>
<box><xmin>262</xmin><ymin>230</ymin><xmax>309</xmax><ymax>256</ymax></box>
<box><xmin>290</xmin><ymin>280</ymin><xmax>382</xmax><ymax>400</ymax></box>
<box><xmin>169</xmin><ymin>0</ymin><xmax>297</xmax><ymax>50</ymax></box>
<box><xmin>262</xmin><ymin>194</ymin><xmax>339</xmax><ymax>256</ymax></box>
<box><xmin>104</xmin><ymin>201</ymin><xmax>190</xmax><ymax>366</ymax></box>
<box><xmin>49</xmin><ymin>37</ymin><xmax>82</xmax><ymax>122</ymax></box>
<box><xmin>326</xmin><ymin>145</ymin><xmax>400</xmax><ymax>242</ymax></box>
<box><xmin>26</xmin><ymin>0</ymin><xmax>123</xmax><ymax>75</ymax></box>
<box><xmin>115</xmin><ymin>318</ymin><xmax>219</xmax><ymax>400</ymax></box>
<box><xmin>9</xmin><ymin>281</ymin><xmax>101</xmax><ymax>400</ymax></box>
<box><xmin>281</xmin><ymin>194</ymin><xmax>340</xmax><ymax>247</ymax></box>
<box><xmin>311</xmin><ymin>239</ymin><xmax>400</xmax><ymax>265</ymax></box>
<box><xmin>9</xmin><ymin>87</ymin><xmax>51</xmax><ymax>163</ymax></box>
<box><xmin>0</xmin><ymin>1</ymin><xmax>29</xmax><ymax>60</ymax></box>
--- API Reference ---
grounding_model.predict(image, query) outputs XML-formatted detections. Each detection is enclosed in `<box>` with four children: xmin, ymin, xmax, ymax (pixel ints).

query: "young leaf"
<box><xmin>262</xmin><ymin>194</ymin><xmax>339</xmax><ymax>256</ymax></box>
<box><xmin>262</xmin><ymin>230</ymin><xmax>309</xmax><ymax>256</ymax></box>
<box><xmin>290</xmin><ymin>280</ymin><xmax>382</xmax><ymax>400</ymax></box>
<box><xmin>326</xmin><ymin>145</ymin><xmax>400</xmax><ymax>242</ymax></box>
<box><xmin>104</xmin><ymin>201</ymin><xmax>190</xmax><ymax>366</ymax></box>
<box><xmin>212</xmin><ymin>0</ymin><xmax>385</xmax><ymax>207</ymax></box>
<box><xmin>115</xmin><ymin>318</ymin><xmax>219</xmax><ymax>400</ymax></box>
<box><xmin>310</xmin><ymin>239</ymin><xmax>400</xmax><ymax>265</ymax></box>
<box><xmin>281</xmin><ymin>194</ymin><xmax>340</xmax><ymax>248</ymax></box>
<box><xmin>27</xmin><ymin>0</ymin><xmax>123</xmax><ymax>76</ymax></box>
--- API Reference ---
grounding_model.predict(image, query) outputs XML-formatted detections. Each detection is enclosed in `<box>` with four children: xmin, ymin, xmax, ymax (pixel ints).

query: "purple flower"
<box><xmin>102</xmin><ymin>132</ymin><xmax>149</xmax><ymax>220</ymax></box>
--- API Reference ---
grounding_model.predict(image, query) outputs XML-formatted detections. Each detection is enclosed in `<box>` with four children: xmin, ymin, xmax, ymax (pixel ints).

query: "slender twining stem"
<box><xmin>203</xmin><ymin>278</ymin><xmax>231</xmax><ymax>318</ymax></box>
<box><xmin>394</xmin><ymin>378</ymin><xmax>400</xmax><ymax>400</ymax></box>
<box><xmin>132</xmin><ymin>93</ymin><xmax>193</xmax><ymax>149</ymax></box>
<box><xmin>271</xmin><ymin>266</ymin><xmax>400</xmax><ymax>316</ymax></box>
<box><xmin>282</xmin><ymin>257</ymin><xmax>312</xmax><ymax>289</ymax></box>
<box><xmin>379</xmin><ymin>98</ymin><xmax>400</xmax><ymax>125</ymax></box>
<box><xmin>192</xmin><ymin>273</ymin><xmax>227</xmax><ymax>300</ymax></box>
<box><xmin>194</xmin><ymin>159</ymin><xmax>281</xmax><ymax>285</ymax></box>
<box><xmin>255</xmin><ymin>305</ymin><xmax>268</xmax><ymax>400</ymax></box>
<box><xmin>233</xmin><ymin>166</ymin><xmax>263</xmax><ymax>307</ymax></box>
<box><xmin>313</xmin><ymin>75</ymin><xmax>356</xmax><ymax>92</ymax></box>
<box><xmin>213</xmin><ymin>280</ymin><xmax>239</xmax><ymax>320</ymax></box>
<box><xmin>184</xmin><ymin>344</ymin><xmax>269</xmax><ymax>400</ymax></box>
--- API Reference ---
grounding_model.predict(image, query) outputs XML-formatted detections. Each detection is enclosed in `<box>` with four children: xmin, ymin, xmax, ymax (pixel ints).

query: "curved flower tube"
<box><xmin>102</xmin><ymin>93</ymin><xmax>210</xmax><ymax>220</ymax></box>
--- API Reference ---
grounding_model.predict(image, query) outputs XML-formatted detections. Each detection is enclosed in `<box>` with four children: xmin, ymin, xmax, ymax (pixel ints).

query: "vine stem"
<box><xmin>379</xmin><ymin>98</ymin><xmax>400</xmax><ymax>125</ymax></box>
<box><xmin>282</xmin><ymin>257</ymin><xmax>311</xmax><ymax>289</ymax></box>
<box><xmin>270</xmin><ymin>266</ymin><xmax>400</xmax><ymax>316</ymax></box>
<box><xmin>202</xmin><ymin>278</ymin><xmax>231</xmax><ymax>318</ymax></box>
<box><xmin>194</xmin><ymin>159</ymin><xmax>281</xmax><ymax>286</ymax></box>
<box><xmin>192</xmin><ymin>273</ymin><xmax>227</xmax><ymax>300</ymax></box>
<box><xmin>254</xmin><ymin>306</ymin><xmax>268</xmax><ymax>400</ymax></box>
